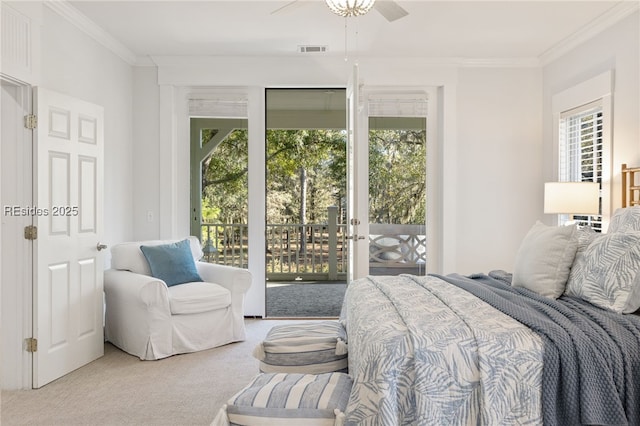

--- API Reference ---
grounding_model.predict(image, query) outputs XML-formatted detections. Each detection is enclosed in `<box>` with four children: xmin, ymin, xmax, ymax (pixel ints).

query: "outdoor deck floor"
<box><xmin>264</xmin><ymin>267</ymin><xmax>425</xmax><ymax>317</ymax></box>
<box><xmin>265</xmin><ymin>281</ymin><xmax>346</xmax><ymax>318</ymax></box>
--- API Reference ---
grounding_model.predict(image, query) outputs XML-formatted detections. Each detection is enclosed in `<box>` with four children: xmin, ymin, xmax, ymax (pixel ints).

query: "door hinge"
<box><xmin>25</xmin><ymin>338</ymin><xmax>38</xmax><ymax>353</ymax></box>
<box><xmin>24</xmin><ymin>225</ymin><xmax>38</xmax><ymax>240</ymax></box>
<box><xmin>24</xmin><ymin>114</ymin><xmax>37</xmax><ymax>130</ymax></box>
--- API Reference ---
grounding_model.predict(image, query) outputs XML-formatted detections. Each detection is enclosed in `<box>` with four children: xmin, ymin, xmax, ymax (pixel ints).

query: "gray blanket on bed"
<box><xmin>434</xmin><ymin>271</ymin><xmax>640</xmax><ymax>426</ymax></box>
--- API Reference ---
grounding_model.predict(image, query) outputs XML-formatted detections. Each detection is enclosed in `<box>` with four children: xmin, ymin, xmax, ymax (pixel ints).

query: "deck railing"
<box><xmin>368</xmin><ymin>223</ymin><xmax>426</xmax><ymax>276</ymax></box>
<box><xmin>265</xmin><ymin>221</ymin><xmax>348</xmax><ymax>280</ymax></box>
<box><xmin>201</xmin><ymin>207</ymin><xmax>426</xmax><ymax>280</ymax></box>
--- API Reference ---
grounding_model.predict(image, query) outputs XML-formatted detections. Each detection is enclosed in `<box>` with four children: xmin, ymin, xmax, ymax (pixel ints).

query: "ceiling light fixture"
<box><xmin>325</xmin><ymin>0</ymin><xmax>376</xmax><ymax>17</ymax></box>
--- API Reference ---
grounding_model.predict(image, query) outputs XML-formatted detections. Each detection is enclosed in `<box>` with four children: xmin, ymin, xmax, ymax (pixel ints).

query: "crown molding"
<box><xmin>456</xmin><ymin>57</ymin><xmax>540</xmax><ymax>68</ymax></box>
<box><xmin>44</xmin><ymin>0</ymin><xmax>138</xmax><ymax>65</ymax></box>
<box><xmin>150</xmin><ymin>54</ymin><xmax>541</xmax><ymax>69</ymax></box>
<box><xmin>539</xmin><ymin>1</ymin><xmax>639</xmax><ymax>66</ymax></box>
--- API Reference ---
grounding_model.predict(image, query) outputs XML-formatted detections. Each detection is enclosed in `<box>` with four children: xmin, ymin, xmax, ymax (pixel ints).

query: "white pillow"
<box><xmin>512</xmin><ymin>221</ymin><xmax>578</xmax><ymax>299</ymax></box>
<box><xmin>565</xmin><ymin>231</ymin><xmax>640</xmax><ymax>314</ymax></box>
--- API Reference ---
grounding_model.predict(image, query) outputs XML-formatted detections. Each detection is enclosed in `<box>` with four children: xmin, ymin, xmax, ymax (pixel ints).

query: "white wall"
<box><xmin>132</xmin><ymin>66</ymin><xmax>160</xmax><ymax>241</ymax></box>
<box><xmin>454</xmin><ymin>67</ymin><xmax>543</xmax><ymax>274</ymax></box>
<box><xmin>542</xmin><ymin>11</ymin><xmax>640</xmax><ymax>211</ymax></box>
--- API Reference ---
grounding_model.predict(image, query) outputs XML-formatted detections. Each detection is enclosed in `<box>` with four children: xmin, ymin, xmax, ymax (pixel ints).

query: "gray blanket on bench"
<box><xmin>434</xmin><ymin>271</ymin><xmax>640</xmax><ymax>426</ymax></box>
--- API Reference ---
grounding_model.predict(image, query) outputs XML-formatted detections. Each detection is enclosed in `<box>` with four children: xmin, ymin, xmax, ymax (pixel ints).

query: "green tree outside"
<box><xmin>200</xmin><ymin>127</ymin><xmax>426</xmax><ymax>227</ymax></box>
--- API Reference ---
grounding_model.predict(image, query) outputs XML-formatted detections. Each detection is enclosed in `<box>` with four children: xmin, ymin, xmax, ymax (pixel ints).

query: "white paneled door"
<box><xmin>33</xmin><ymin>88</ymin><xmax>104</xmax><ymax>388</ymax></box>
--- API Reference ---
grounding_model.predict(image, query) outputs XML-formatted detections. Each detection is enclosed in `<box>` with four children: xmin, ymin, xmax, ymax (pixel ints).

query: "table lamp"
<box><xmin>544</xmin><ymin>182</ymin><xmax>600</xmax><ymax>223</ymax></box>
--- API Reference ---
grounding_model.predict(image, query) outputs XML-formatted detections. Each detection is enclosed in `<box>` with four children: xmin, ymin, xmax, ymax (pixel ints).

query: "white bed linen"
<box><xmin>341</xmin><ymin>274</ymin><xmax>544</xmax><ymax>425</ymax></box>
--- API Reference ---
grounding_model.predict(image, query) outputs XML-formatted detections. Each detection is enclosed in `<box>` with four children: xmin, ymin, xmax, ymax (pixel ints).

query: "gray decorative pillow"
<box><xmin>609</xmin><ymin>206</ymin><xmax>640</xmax><ymax>233</ymax></box>
<box><xmin>565</xmin><ymin>231</ymin><xmax>640</xmax><ymax>313</ymax></box>
<box><xmin>512</xmin><ymin>221</ymin><xmax>578</xmax><ymax>299</ymax></box>
<box><xmin>566</xmin><ymin>227</ymin><xmax>600</xmax><ymax>290</ymax></box>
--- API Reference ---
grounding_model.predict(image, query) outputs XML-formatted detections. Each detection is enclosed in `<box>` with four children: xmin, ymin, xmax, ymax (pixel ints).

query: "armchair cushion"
<box><xmin>140</xmin><ymin>239</ymin><xmax>203</xmax><ymax>287</ymax></box>
<box><xmin>111</xmin><ymin>236</ymin><xmax>204</xmax><ymax>276</ymax></box>
<box><xmin>167</xmin><ymin>282</ymin><xmax>231</xmax><ymax>315</ymax></box>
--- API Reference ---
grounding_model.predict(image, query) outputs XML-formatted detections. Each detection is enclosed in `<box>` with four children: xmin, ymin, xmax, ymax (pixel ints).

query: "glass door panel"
<box><xmin>347</xmin><ymin>84</ymin><xmax>429</xmax><ymax>278</ymax></box>
<box><xmin>367</xmin><ymin>116</ymin><xmax>427</xmax><ymax>276</ymax></box>
<box><xmin>190</xmin><ymin>117</ymin><xmax>249</xmax><ymax>268</ymax></box>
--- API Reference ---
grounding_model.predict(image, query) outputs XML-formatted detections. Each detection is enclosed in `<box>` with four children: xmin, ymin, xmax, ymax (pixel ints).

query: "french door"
<box><xmin>346</xmin><ymin>65</ymin><xmax>368</xmax><ymax>281</ymax></box>
<box><xmin>346</xmin><ymin>66</ymin><xmax>430</xmax><ymax>281</ymax></box>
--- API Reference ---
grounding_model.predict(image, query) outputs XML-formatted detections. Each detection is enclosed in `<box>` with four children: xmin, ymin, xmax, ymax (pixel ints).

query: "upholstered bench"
<box><xmin>253</xmin><ymin>321</ymin><xmax>348</xmax><ymax>374</ymax></box>
<box><xmin>212</xmin><ymin>372</ymin><xmax>353</xmax><ymax>426</ymax></box>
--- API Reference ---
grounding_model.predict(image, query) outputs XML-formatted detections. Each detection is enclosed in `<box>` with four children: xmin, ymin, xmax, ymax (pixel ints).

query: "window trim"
<box><xmin>551</xmin><ymin>70</ymin><xmax>613</xmax><ymax>230</ymax></box>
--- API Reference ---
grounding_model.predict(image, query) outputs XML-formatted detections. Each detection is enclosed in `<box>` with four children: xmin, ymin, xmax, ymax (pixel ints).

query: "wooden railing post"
<box><xmin>328</xmin><ymin>206</ymin><xmax>338</xmax><ymax>280</ymax></box>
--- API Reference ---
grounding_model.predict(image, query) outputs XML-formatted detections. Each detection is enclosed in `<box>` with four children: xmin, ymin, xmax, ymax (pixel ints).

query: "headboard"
<box><xmin>622</xmin><ymin>163</ymin><xmax>640</xmax><ymax>208</ymax></box>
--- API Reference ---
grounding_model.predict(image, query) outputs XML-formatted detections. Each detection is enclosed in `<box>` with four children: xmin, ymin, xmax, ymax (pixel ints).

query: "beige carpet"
<box><xmin>1</xmin><ymin>319</ymin><xmax>311</xmax><ymax>426</ymax></box>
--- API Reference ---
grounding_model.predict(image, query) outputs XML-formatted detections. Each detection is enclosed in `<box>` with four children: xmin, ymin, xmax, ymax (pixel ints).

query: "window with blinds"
<box><xmin>558</xmin><ymin>100</ymin><xmax>603</xmax><ymax>230</ymax></box>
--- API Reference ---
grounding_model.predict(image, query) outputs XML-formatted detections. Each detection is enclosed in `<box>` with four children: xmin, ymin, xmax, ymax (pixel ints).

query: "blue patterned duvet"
<box><xmin>341</xmin><ymin>274</ymin><xmax>544</xmax><ymax>425</ymax></box>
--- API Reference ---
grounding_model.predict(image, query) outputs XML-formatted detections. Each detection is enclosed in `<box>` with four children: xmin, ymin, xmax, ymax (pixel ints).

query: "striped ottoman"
<box><xmin>253</xmin><ymin>321</ymin><xmax>348</xmax><ymax>374</ymax></box>
<box><xmin>212</xmin><ymin>372</ymin><xmax>353</xmax><ymax>426</ymax></box>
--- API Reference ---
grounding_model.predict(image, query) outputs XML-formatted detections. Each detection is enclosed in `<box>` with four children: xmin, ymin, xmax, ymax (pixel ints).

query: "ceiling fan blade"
<box><xmin>271</xmin><ymin>0</ymin><xmax>301</xmax><ymax>15</ymax></box>
<box><xmin>374</xmin><ymin>1</ymin><xmax>409</xmax><ymax>22</ymax></box>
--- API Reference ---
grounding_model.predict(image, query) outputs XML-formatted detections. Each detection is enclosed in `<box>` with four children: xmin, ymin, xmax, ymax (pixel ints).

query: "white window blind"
<box><xmin>558</xmin><ymin>99</ymin><xmax>603</xmax><ymax>229</ymax></box>
<box><xmin>367</xmin><ymin>93</ymin><xmax>428</xmax><ymax>117</ymax></box>
<box><xmin>189</xmin><ymin>97</ymin><xmax>248</xmax><ymax>118</ymax></box>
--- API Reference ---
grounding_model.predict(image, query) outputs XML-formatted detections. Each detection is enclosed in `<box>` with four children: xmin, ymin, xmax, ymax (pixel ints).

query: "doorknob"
<box><xmin>96</xmin><ymin>243</ymin><xmax>108</xmax><ymax>251</ymax></box>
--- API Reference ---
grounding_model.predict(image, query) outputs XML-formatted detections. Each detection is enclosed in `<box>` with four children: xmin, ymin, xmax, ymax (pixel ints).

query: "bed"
<box><xmin>340</xmin><ymin>165</ymin><xmax>640</xmax><ymax>426</ymax></box>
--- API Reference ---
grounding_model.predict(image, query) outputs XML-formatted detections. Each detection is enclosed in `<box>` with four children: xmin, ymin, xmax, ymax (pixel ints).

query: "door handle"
<box><xmin>96</xmin><ymin>243</ymin><xmax>108</xmax><ymax>251</ymax></box>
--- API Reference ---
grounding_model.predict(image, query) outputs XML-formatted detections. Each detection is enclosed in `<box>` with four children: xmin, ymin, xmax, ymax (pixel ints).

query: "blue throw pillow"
<box><xmin>140</xmin><ymin>239</ymin><xmax>203</xmax><ymax>287</ymax></box>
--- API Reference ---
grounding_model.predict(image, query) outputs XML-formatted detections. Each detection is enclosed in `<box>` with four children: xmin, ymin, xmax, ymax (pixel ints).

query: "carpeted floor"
<box><xmin>1</xmin><ymin>319</ymin><xmax>322</xmax><ymax>426</ymax></box>
<box><xmin>266</xmin><ymin>282</ymin><xmax>346</xmax><ymax>317</ymax></box>
<box><xmin>0</xmin><ymin>286</ymin><xmax>345</xmax><ymax>425</ymax></box>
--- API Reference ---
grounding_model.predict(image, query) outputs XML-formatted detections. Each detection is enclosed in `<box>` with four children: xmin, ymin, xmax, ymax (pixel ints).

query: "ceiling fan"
<box><xmin>271</xmin><ymin>0</ymin><xmax>409</xmax><ymax>22</ymax></box>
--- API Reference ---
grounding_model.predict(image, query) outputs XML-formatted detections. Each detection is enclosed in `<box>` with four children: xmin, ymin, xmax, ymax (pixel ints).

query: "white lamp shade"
<box><xmin>544</xmin><ymin>182</ymin><xmax>600</xmax><ymax>215</ymax></box>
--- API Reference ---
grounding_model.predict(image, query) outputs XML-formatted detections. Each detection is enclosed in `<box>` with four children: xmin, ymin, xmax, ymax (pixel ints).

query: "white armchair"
<box><xmin>104</xmin><ymin>236</ymin><xmax>251</xmax><ymax>360</ymax></box>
